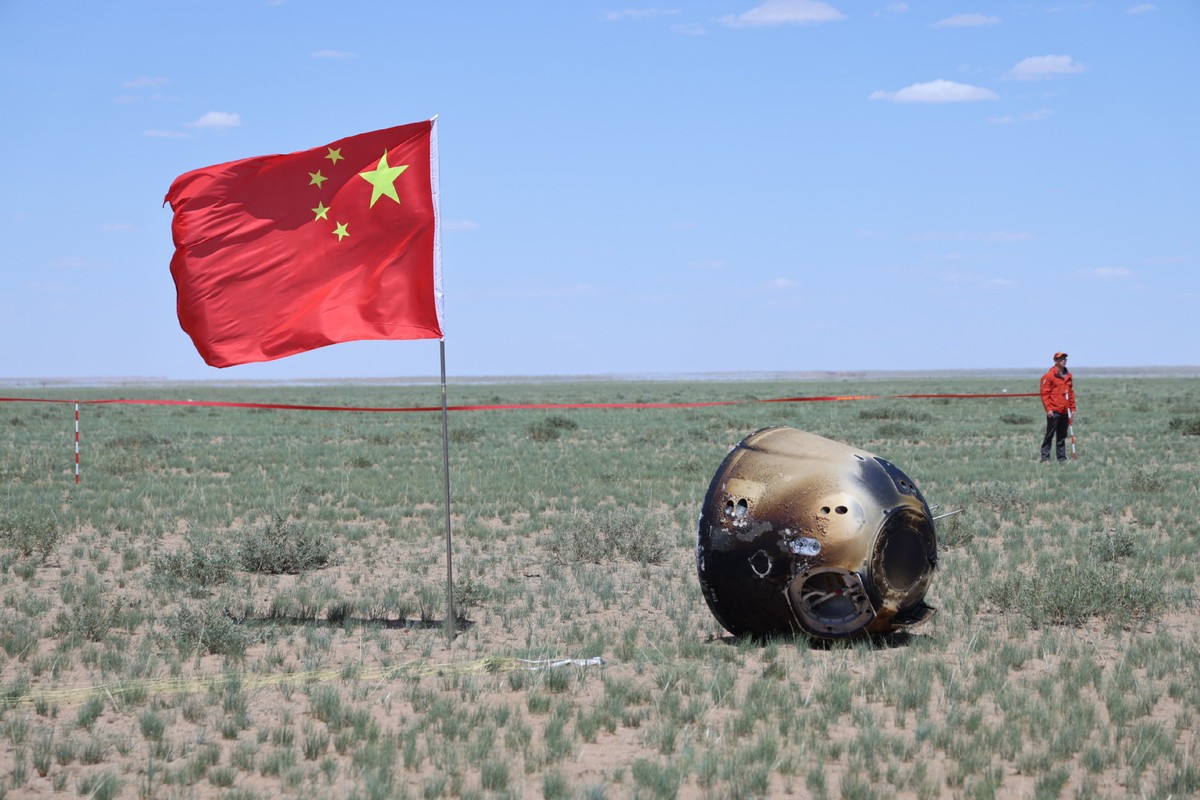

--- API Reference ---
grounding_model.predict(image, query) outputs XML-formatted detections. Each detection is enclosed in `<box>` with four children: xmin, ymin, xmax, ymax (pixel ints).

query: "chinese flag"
<box><xmin>165</xmin><ymin>119</ymin><xmax>443</xmax><ymax>368</ymax></box>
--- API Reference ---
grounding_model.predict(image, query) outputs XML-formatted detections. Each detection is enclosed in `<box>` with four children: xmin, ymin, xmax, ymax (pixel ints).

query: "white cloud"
<box><xmin>531</xmin><ymin>284</ymin><xmax>596</xmax><ymax>298</ymax></box>
<box><xmin>673</xmin><ymin>22</ymin><xmax>706</xmax><ymax>35</ymax></box>
<box><xmin>719</xmin><ymin>0</ymin><xmax>845</xmax><ymax>28</ymax></box>
<box><xmin>50</xmin><ymin>257</ymin><xmax>102</xmax><ymax>270</ymax></box>
<box><xmin>122</xmin><ymin>76</ymin><xmax>169</xmax><ymax>89</ymax></box>
<box><xmin>1078</xmin><ymin>267</ymin><xmax>1135</xmax><ymax>280</ymax></box>
<box><xmin>189</xmin><ymin>111</ymin><xmax>242</xmax><ymax>129</ymax></box>
<box><xmin>310</xmin><ymin>49</ymin><xmax>356</xmax><ymax>58</ymax></box>
<box><xmin>601</xmin><ymin>8</ymin><xmax>681</xmax><ymax>21</ymax></box>
<box><xmin>938</xmin><ymin>265</ymin><xmax>981</xmax><ymax>279</ymax></box>
<box><xmin>985</xmin><ymin>231</ymin><xmax>1037</xmax><ymax>242</ymax></box>
<box><xmin>887</xmin><ymin>3</ymin><xmax>909</xmax><ymax>13</ymax></box>
<box><xmin>1008</xmin><ymin>55</ymin><xmax>1086</xmax><ymax>80</ymax></box>
<box><xmin>870</xmin><ymin>79</ymin><xmax>997</xmax><ymax>103</ymax></box>
<box><xmin>26</xmin><ymin>281</ymin><xmax>78</xmax><ymax>294</ymax></box>
<box><xmin>933</xmin><ymin>13</ymin><xmax>1000</xmax><ymax>28</ymax></box>
<box><xmin>1127</xmin><ymin>4</ymin><xmax>1155</xmax><ymax>13</ymax></box>
<box><xmin>117</xmin><ymin>75</ymin><xmax>172</xmax><ymax>104</ymax></box>
<box><xmin>987</xmin><ymin>108</ymin><xmax>1052</xmax><ymax>125</ymax></box>
<box><xmin>909</xmin><ymin>230</ymin><xmax>1035</xmax><ymax>242</ymax></box>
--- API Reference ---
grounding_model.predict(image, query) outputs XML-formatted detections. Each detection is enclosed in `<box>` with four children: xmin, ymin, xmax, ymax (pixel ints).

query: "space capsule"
<box><xmin>696</xmin><ymin>427</ymin><xmax>938</xmax><ymax>640</ymax></box>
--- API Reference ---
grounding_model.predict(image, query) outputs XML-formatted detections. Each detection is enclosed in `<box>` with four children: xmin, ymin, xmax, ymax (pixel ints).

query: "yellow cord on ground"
<box><xmin>3</xmin><ymin>656</ymin><xmax>604</xmax><ymax>707</ymax></box>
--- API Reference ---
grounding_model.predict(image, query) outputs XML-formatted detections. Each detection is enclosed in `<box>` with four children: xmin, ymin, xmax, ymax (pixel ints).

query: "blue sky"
<box><xmin>1</xmin><ymin>1</ymin><xmax>1196</xmax><ymax>381</ymax></box>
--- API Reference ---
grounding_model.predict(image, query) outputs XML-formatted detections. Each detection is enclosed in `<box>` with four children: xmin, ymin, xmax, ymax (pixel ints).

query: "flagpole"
<box><xmin>440</xmin><ymin>339</ymin><xmax>456</xmax><ymax>643</ymax></box>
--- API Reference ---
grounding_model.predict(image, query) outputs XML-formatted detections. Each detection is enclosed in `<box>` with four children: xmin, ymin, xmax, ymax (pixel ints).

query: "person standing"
<box><xmin>1040</xmin><ymin>351</ymin><xmax>1076</xmax><ymax>462</ymax></box>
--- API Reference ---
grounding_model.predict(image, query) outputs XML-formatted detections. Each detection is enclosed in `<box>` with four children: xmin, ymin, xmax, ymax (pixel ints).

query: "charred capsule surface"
<box><xmin>696</xmin><ymin>427</ymin><xmax>937</xmax><ymax>640</ymax></box>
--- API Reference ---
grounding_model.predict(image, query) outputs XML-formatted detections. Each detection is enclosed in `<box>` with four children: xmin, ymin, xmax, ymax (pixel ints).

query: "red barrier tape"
<box><xmin>1</xmin><ymin>392</ymin><xmax>1039</xmax><ymax>413</ymax></box>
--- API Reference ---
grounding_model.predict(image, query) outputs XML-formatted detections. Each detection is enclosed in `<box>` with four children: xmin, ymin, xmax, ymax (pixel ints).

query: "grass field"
<box><xmin>2</xmin><ymin>375</ymin><xmax>1199</xmax><ymax>799</ymax></box>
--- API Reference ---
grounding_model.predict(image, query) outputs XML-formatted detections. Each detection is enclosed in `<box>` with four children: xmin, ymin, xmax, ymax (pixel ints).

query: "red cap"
<box><xmin>1054</xmin><ymin>352</ymin><xmax>1068</xmax><ymax>360</ymax></box>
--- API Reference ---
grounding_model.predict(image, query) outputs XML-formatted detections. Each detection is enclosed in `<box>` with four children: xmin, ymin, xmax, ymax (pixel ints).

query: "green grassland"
<box><xmin>2</xmin><ymin>376</ymin><xmax>1199</xmax><ymax>799</ymax></box>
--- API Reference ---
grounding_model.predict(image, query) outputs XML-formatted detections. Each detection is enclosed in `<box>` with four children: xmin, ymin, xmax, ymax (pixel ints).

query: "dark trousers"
<box><xmin>1041</xmin><ymin>413</ymin><xmax>1070</xmax><ymax>461</ymax></box>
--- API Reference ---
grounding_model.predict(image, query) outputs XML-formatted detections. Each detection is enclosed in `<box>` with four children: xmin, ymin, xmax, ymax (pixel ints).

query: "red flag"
<box><xmin>165</xmin><ymin>119</ymin><xmax>443</xmax><ymax>368</ymax></box>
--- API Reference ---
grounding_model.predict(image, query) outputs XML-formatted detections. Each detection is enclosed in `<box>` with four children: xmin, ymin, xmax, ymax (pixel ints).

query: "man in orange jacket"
<box><xmin>1040</xmin><ymin>351</ymin><xmax>1076</xmax><ymax>462</ymax></box>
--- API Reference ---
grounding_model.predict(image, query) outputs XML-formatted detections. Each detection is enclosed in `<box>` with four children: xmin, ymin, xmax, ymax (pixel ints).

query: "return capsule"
<box><xmin>696</xmin><ymin>427</ymin><xmax>938</xmax><ymax>640</ymax></box>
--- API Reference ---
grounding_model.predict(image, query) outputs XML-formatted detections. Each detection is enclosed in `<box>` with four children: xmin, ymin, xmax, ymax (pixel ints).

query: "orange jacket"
<box><xmin>1040</xmin><ymin>367</ymin><xmax>1076</xmax><ymax>415</ymax></box>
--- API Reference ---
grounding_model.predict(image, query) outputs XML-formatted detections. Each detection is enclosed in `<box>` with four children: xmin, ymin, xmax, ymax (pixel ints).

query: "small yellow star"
<box><xmin>312</xmin><ymin>201</ymin><xmax>330</xmax><ymax>221</ymax></box>
<box><xmin>308</xmin><ymin>170</ymin><xmax>328</xmax><ymax>188</ymax></box>
<box><xmin>333</xmin><ymin>222</ymin><xmax>349</xmax><ymax>241</ymax></box>
<box><xmin>326</xmin><ymin>147</ymin><xmax>344</xmax><ymax>165</ymax></box>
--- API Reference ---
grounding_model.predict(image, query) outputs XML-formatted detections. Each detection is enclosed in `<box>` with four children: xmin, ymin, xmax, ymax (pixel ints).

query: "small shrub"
<box><xmin>631</xmin><ymin>758</ymin><xmax>681</xmax><ymax>798</ymax></box>
<box><xmin>1127</xmin><ymin>466</ymin><xmax>1167</xmax><ymax>494</ymax></box>
<box><xmin>528</xmin><ymin>414</ymin><xmax>579</xmax><ymax>442</ymax></box>
<box><xmin>209</xmin><ymin>766</ymin><xmax>236</xmax><ymax>788</ymax></box>
<box><xmin>875</xmin><ymin>421</ymin><xmax>923</xmax><ymax>440</ymax></box>
<box><xmin>1167</xmin><ymin>416</ymin><xmax>1200</xmax><ymax>436</ymax></box>
<box><xmin>302</xmin><ymin>723</ymin><xmax>329</xmax><ymax>760</ymax></box>
<box><xmin>452</xmin><ymin>574</ymin><xmax>490</xmax><ymax>622</ymax></box>
<box><xmin>0</xmin><ymin>510</ymin><xmax>64</xmax><ymax>563</ymax></box>
<box><xmin>75</xmin><ymin>695</ymin><xmax>105</xmax><ymax>732</ymax></box>
<box><xmin>543</xmin><ymin>770</ymin><xmax>571</xmax><ymax>800</ymax></box>
<box><xmin>53</xmin><ymin>589</ymin><xmax>118</xmax><ymax>642</ymax></box>
<box><xmin>308</xmin><ymin>686</ymin><xmax>345</xmax><ymax>728</ymax></box>
<box><xmin>968</xmin><ymin>482</ymin><xmax>1024</xmax><ymax>512</ymax></box>
<box><xmin>0</xmin><ymin>612</ymin><xmax>41</xmax><ymax>660</ymax></box>
<box><xmin>858</xmin><ymin>406</ymin><xmax>935</xmax><ymax>423</ymax></box>
<box><xmin>33</xmin><ymin>731</ymin><xmax>53</xmax><ymax>776</ymax></box>
<box><xmin>936</xmin><ymin>512</ymin><xmax>979</xmax><ymax>549</ymax></box>
<box><xmin>77</xmin><ymin>771</ymin><xmax>121</xmax><ymax>800</ymax></box>
<box><xmin>986</xmin><ymin>561</ymin><xmax>1167</xmax><ymax>626</ymax></box>
<box><xmin>480</xmin><ymin>759</ymin><xmax>510</xmax><ymax>791</ymax></box>
<box><xmin>548</xmin><ymin>507</ymin><xmax>672</xmax><ymax>565</ymax></box>
<box><xmin>139</xmin><ymin>710</ymin><xmax>166</xmax><ymax>742</ymax></box>
<box><xmin>1095</xmin><ymin>529</ymin><xmax>1137</xmax><ymax>562</ymax></box>
<box><xmin>153</xmin><ymin>535</ymin><xmax>237</xmax><ymax>594</ymax></box>
<box><xmin>449</xmin><ymin>425</ymin><xmax>483</xmax><ymax>444</ymax></box>
<box><xmin>239</xmin><ymin>514</ymin><xmax>336</xmax><ymax>574</ymax></box>
<box><xmin>166</xmin><ymin>603</ymin><xmax>252</xmax><ymax>660</ymax></box>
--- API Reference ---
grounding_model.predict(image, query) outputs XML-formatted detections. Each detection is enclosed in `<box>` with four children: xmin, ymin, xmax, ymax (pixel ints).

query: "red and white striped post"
<box><xmin>1067</xmin><ymin>408</ymin><xmax>1077</xmax><ymax>461</ymax></box>
<box><xmin>74</xmin><ymin>402</ymin><xmax>80</xmax><ymax>484</ymax></box>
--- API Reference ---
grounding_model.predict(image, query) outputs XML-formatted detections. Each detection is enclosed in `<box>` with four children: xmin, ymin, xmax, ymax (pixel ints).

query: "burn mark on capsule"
<box><xmin>749</xmin><ymin>549</ymin><xmax>772</xmax><ymax>577</ymax></box>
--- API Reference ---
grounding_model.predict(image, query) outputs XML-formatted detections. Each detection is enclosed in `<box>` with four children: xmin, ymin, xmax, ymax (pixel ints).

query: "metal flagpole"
<box><xmin>440</xmin><ymin>339</ymin><xmax>456</xmax><ymax>642</ymax></box>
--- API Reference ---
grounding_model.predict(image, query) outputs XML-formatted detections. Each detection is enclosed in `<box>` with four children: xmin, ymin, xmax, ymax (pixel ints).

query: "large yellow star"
<box><xmin>359</xmin><ymin>151</ymin><xmax>408</xmax><ymax>208</ymax></box>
